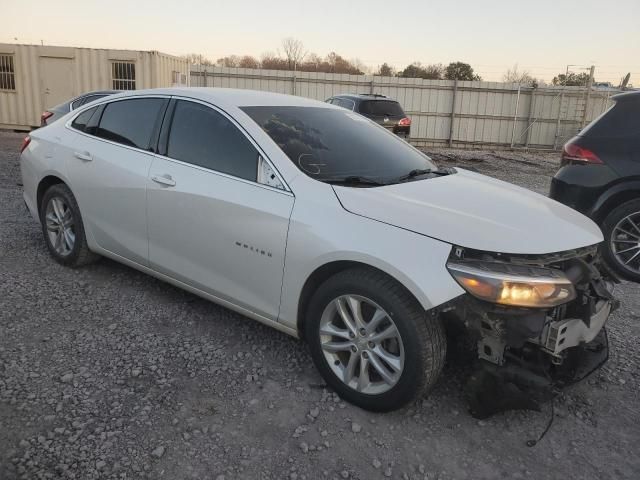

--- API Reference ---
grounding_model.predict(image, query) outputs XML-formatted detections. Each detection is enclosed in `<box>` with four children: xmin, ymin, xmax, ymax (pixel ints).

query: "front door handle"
<box><xmin>73</xmin><ymin>151</ymin><xmax>92</xmax><ymax>161</ymax></box>
<box><xmin>151</xmin><ymin>174</ymin><xmax>176</xmax><ymax>187</ymax></box>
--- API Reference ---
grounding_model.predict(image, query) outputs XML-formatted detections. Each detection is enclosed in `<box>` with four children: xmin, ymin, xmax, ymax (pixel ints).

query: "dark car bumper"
<box><xmin>466</xmin><ymin>328</ymin><xmax>609</xmax><ymax>418</ymax></box>
<box><xmin>549</xmin><ymin>164</ymin><xmax>619</xmax><ymax>219</ymax></box>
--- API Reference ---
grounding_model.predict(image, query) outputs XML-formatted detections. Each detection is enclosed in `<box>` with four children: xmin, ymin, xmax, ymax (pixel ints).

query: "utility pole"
<box><xmin>580</xmin><ymin>65</ymin><xmax>595</xmax><ymax>128</ymax></box>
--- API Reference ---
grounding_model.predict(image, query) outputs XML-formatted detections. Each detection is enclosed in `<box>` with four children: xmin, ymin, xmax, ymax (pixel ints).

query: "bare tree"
<box><xmin>238</xmin><ymin>55</ymin><xmax>260</xmax><ymax>69</ymax></box>
<box><xmin>216</xmin><ymin>55</ymin><xmax>241</xmax><ymax>68</ymax></box>
<box><xmin>350</xmin><ymin>58</ymin><xmax>370</xmax><ymax>75</ymax></box>
<box><xmin>181</xmin><ymin>53</ymin><xmax>214</xmax><ymax>66</ymax></box>
<box><xmin>261</xmin><ymin>51</ymin><xmax>287</xmax><ymax>70</ymax></box>
<box><xmin>503</xmin><ymin>64</ymin><xmax>539</xmax><ymax>86</ymax></box>
<box><xmin>281</xmin><ymin>37</ymin><xmax>307</xmax><ymax>70</ymax></box>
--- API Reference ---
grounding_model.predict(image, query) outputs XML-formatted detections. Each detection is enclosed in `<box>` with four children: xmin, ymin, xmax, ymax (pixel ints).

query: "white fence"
<box><xmin>191</xmin><ymin>66</ymin><xmax>618</xmax><ymax>150</ymax></box>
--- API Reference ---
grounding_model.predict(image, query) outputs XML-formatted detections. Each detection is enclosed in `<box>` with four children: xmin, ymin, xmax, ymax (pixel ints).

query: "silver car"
<box><xmin>40</xmin><ymin>90</ymin><xmax>119</xmax><ymax>126</ymax></box>
<box><xmin>20</xmin><ymin>88</ymin><xmax>616</xmax><ymax>415</ymax></box>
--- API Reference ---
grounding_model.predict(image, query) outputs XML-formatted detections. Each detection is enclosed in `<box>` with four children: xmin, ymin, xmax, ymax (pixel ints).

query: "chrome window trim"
<box><xmin>64</xmin><ymin>94</ymin><xmax>293</xmax><ymax>196</ymax></box>
<box><xmin>149</xmin><ymin>151</ymin><xmax>294</xmax><ymax>197</ymax></box>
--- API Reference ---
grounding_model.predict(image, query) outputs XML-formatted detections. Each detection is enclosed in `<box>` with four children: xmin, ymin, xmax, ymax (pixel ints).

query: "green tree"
<box><xmin>552</xmin><ymin>72</ymin><xmax>591</xmax><ymax>86</ymax></box>
<box><xmin>444</xmin><ymin>62</ymin><xmax>481</xmax><ymax>81</ymax></box>
<box><xmin>377</xmin><ymin>63</ymin><xmax>395</xmax><ymax>76</ymax></box>
<box><xmin>398</xmin><ymin>62</ymin><xmax>443</xmax><ymax>79</ymax></box>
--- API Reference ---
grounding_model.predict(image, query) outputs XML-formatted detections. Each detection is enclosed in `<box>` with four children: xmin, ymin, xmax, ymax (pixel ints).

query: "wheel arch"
<box><xmin>591</xmin><ymin>180</ymin><xmax>640</xmax><ymax>224</ymax></box>
<box><xmin>37</xmin><ymin>175</ymin><xmax>67</xmax><ymax>216</ymax></box>
<box><xmin>296</xmin><ymin>260</ymin><xmax>426</xmax><ymax>342</ymax></box>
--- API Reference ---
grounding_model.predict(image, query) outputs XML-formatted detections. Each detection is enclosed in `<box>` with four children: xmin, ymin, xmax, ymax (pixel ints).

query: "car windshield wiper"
<box><xmin>393</xmin><ymin>168</ymin><xmax>433</xmax><ymax>183</ymax></box>
<box><xmin>393</xmin><ymin>168</ymin><xmax>451</xmax><ymax>184</ymax></box>
<box><xmin>323</xmin><ymin>176</ymin><xmax>387</xmax><ymax>187</ymax></box>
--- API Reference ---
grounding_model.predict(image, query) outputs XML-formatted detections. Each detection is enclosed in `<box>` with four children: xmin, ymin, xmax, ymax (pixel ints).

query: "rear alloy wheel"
<box><xmin>601</xmin><ymin>198</ymin><xmax>640</xmax><ymax>283</ymax></box>
<box><xmin>40</xmin><ymin>184</ymin><xmax>99</xmax><ymax>267</ymax></box>
<box><xmin>45</xmin><ymin>196</ymin><xmax>76</xmax><ymax>257</ymax></box>
<box><xmin>306</xmin><ymin>268</ymin><xmax>446</xmax><ymax>412</ymax></box>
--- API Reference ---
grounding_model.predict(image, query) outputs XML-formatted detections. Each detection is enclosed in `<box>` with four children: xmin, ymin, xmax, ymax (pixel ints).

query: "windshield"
<box><xmin>241</xmin><ymin>106</ymin><xmax>435</xmax><ymax>184</ymax></box>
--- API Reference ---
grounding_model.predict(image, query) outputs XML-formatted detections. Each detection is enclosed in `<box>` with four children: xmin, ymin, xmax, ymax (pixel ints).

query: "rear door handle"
<box><xmin>151</xmin><ymin>174</ymin><xmax>176</xmax><ymax>187</ymax></box>
<box><xmin>73</xmin><ymin>151</ymin><xmax>92</xmax><ymax>161</ymax></box>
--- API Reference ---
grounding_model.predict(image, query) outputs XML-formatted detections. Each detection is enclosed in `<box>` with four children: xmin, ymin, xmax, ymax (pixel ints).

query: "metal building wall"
<box><xmin>191</xmin><ymin>66</ymin><xmax>617</xmax><ymax>150</ymax></box>
<box><xmin>0</xmin><ymin>43</ymin><xmax>189</xmax><ymax>130</ymax></box>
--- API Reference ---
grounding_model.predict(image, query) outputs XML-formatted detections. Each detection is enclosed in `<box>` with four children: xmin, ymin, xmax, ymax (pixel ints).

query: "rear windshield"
<box><xmin>241</xmin><ymin>106</ymin><xmax>434</xmax><ymax>183</ymax></box>
<box><xmin>358</xmin><ymin>100</ymin><xmax>405</xmax><ymax>117</ymax></box>
<box><xmin>580</xmin><ymin>99</ymin><xmax>640</xmax><ymax>138</ymax></box>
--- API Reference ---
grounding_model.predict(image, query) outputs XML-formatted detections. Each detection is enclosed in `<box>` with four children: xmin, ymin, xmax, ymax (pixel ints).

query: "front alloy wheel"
<box><xmin>319</xmin><ymin>295</ymin><xmax>405</xmax><ymax>395</ymax></box>
<box><xmin>306</xmin><ymin>267</ymin><xmax>446</xmax><ymax>412</ymax></box>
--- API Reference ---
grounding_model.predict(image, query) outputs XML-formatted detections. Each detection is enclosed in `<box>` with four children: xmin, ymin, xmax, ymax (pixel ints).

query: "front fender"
<box><xmin>278</xmin><ymin>191</ymin><xmax>465</xmax><ymax>331</ymax></box>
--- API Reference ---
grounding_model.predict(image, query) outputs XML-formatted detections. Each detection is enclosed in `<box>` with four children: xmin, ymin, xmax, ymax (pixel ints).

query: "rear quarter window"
<box><xmin>71</xmin><ymin>107</ymin><xmax>98</xmax><ymax>132</ymax></box>
<box><xmin>581</xmin><ymin>99</ymin><xmax>640</xmax><ymax>138</ymax></box>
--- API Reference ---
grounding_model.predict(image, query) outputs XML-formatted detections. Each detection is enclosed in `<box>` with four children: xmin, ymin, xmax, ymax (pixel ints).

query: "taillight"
<box><xmin>561</xmin><ymin>141</ymin><xmax>602</xmax><ymax>166</ymax></box>
<box><xmin>41</xmin><ymin>111</ymin><xmax>53</xmax><ymax>125</ymax></box>
<box><xmin>20</xmin><ymin>136</ymin><xmax>31</xmax><ymax>154</ymax></box>
<box><xmin>398</xmin><ymin>117</ymin><xmax>411</xmax><ymax>127</ymax></box>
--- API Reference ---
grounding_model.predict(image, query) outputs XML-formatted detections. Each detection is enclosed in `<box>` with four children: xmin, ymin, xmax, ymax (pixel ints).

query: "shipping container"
<box><xmin>0</xmin><ymin>43</ymin><xmax>190</xmax><ymax>130</ymax></box>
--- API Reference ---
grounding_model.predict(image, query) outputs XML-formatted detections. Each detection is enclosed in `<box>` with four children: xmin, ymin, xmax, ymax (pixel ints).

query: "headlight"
<box><xmin>447</xmin><ymin>261</ymin><xmax>575</xmax><ymax>308</ymax></box>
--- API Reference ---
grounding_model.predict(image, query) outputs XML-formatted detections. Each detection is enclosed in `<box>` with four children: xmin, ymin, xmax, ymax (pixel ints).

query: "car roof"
<box><xmin>49</xmin><ymin>90</ymin><xmax>121</xmax><ymax>112</ymax></box>
<box><xmin>331</xmin><ymin>93</ymin><xmax>397</xmax><ymax>102</ymax></box>
<box><xmin>80</xmin><ymin>90</ymin><xmax>121</xmax><ymax>96</ymax></box>
<box><xmin>107</xmin><ymin>87</ymin><xmax>333</xmax><ymax>109</ymax></box>
<box><xmin>612</xmin><ymin>90</ymin><xmax>640</xmax><ymax>102</ymax></box>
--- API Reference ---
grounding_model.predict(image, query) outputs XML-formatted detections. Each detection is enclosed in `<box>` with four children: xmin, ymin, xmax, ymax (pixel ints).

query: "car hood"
<box><xmin>333</xmin><ymin>169</ymin><xmax>603</xmax><ymax>254</ymax></box>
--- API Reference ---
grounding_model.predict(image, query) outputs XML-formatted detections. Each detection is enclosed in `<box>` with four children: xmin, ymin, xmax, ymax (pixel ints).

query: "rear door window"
<box><xmin>94</xmin><ymin>98</ymin><xmax>166</xmax><ymax>149</ymax></box>
<box><xmin>166</xmin><ymin>100</ymin><xmax>259</xmax><ymax>181</ymax></box>
<box><xmin>359</xmin><ymin>100</ymin><xmax>404</xmax><ymax>117</ymax></box>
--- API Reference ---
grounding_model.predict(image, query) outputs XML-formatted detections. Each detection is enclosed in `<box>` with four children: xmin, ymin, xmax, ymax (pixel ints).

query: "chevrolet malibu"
<box><xmin>20</xmin><ymin>88</ymin><xmax>617</xmax><ymax>414</ymax></box>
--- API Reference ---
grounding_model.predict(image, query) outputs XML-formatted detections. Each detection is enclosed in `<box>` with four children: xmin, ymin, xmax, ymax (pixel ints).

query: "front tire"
<box><xmin>40</xmin><ymin>184</ymin><xmax>99</xmax><ymax>267</ymax></box>
<box><xmin>601</xmin><ymin>198</ymin><xmax>640</xmax><ymax>283</ymax></box>
<box><xmin>305</xmin><ymin>267</ymin><xmax>446</xmax><ymax>412</ymax></box>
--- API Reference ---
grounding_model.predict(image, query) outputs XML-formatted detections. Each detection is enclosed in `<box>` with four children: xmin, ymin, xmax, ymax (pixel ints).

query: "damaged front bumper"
<box><xmin>443</xmin><ymin>245</ymin><xmax>618</xmax><ymax>418</ymax></box>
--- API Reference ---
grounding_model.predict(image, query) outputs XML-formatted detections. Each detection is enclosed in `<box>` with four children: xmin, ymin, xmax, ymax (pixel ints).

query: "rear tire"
<box><xmin>600</xmin><ymin>198</ymin><xmax>640</xmax><ymax>283</ymax></box>
<box><xmin>40</xmin><ymin>184</ymin><xmax>99</xmax><ymax>267</ymax></box>
<box><xmin>305</xmin><ymin>267</ymin><xmax>446</xmax><ymax>412</ymax></box>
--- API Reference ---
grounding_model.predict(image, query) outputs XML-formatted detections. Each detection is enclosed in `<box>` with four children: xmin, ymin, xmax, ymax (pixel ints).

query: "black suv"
<box><xmin>550</xmin><ymin>90</ymin><xmax>640</xmax><ymax>282</ymax></box>
<box><xmin>326</xmin><ymin>94</ymin><xmax>411</xmax><ymax>139</ymax></box>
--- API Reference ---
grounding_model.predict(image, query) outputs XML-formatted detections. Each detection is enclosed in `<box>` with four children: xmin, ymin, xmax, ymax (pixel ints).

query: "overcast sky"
<box><xmin>3</xmin><ymin>0</ymin><xmax>639</xmax><ymax>83</ymax></box>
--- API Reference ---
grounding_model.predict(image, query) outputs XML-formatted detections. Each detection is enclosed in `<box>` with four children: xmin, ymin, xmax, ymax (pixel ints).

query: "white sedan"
<box><xmin>20</xmin><ymin>88</ymin><xmax>616</xmax><ymax>414</ymax></box>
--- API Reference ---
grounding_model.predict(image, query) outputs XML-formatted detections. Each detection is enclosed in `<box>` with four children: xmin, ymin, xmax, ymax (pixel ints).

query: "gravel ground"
<box><xmin>1</xmin><ymin>130</ymin><xmax>639</xmax><ymax>480</ymax></box>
